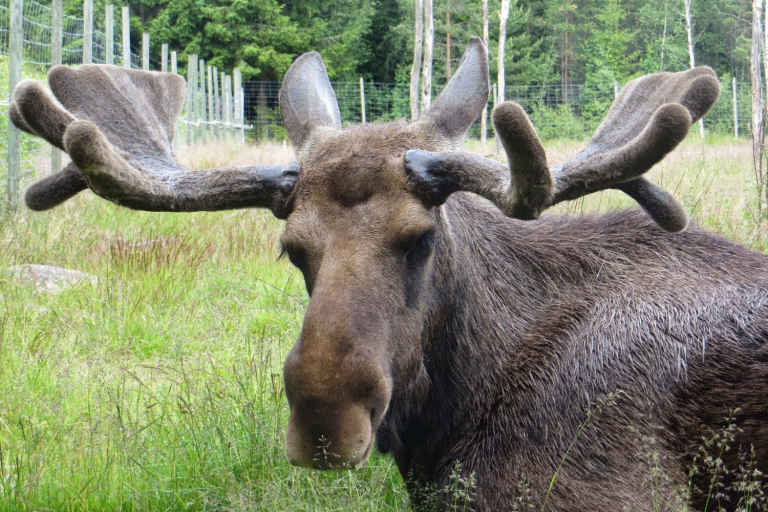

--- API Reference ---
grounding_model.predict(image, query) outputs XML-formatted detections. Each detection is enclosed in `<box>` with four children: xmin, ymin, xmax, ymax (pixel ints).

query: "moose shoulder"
<box><xmin>11</xmin><ymin>38</ymin><xmax>768</xmax><ymax>511</ymax></box>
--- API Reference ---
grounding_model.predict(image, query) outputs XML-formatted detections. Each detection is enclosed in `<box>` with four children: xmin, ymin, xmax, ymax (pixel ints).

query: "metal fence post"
<box><xmin>83</xmin><ymin>0</ymin><xmax>93</xmax><ymax>64</ymax></box>
<box><xmin>360</xmin><ymin>77</ymin><xmax>366</xmax><ymax>123</ymax></box>
<box><xmin>122</xmin><ymin>6</ymin><xmax>130</xmax><ymax>68</ymax></box>
<box><xmin>161</xmin><ymin>44</ymin><xmax>168</xmax><ymax>72</ymax></box>
<box><xmin>733</xmin><ymin>77</ymin><xmax>739</xmax><ymax>139</ymax></box>
<box><xmin>142</xmin><ymin>33</ymin><xmax>150</xmax><ymax>70</ymax></box>
<box><xmin>105</xmin><ymin>4</ymin><xmax>114</xmax><ymax>65</ymax></box>
<box><xmin>7</xmin><ymin>0</ymin><xmax>23</xmax><ymax>210</ymax></box>
<box><xmin>51</xmin><ymin>0</ymin><xmax>63</xmax><ymax>175</ymax></box>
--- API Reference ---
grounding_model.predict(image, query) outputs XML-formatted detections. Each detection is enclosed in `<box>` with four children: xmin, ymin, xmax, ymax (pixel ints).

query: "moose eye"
<box><xmin>401</xmin><ymin>230</ymin><xmax>436</xmax><ymax>264</ymax></box>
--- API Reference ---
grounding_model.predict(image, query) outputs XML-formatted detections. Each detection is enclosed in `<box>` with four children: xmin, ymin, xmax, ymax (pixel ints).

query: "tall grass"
<box><xmin>0</xmin><ymin>137</ymin><xmax>763</xmax><ymax>511</ymax></box>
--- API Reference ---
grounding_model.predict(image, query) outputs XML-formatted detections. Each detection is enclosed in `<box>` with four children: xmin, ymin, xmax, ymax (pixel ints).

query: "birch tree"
<box><xmin>753</xmin><ymin>0</ymin><xmax>765</xmax><ymax>211</ymax></box>
<box><xmin>481</xmin><ymin>0</ymin><xmax>489</xmax><ymax>144</ymax></box>
<box><xmin>411</xmin><ymin>0</ymin><xmax>424</xmax><ymax>120</ymax></box>
<box><xmin>495</xmin><ymin>0</ymin><xmax>510</xmax><ymax>155</ymax></box>
<box><xmin>421</xmin><ymin>0</ymin><xmax>434</xmax><ymax>112</ymax></box>
<box><xmin>683</xmin><ymin>0</ymin><xmax>705</xmax><ymax>138</ymax></box>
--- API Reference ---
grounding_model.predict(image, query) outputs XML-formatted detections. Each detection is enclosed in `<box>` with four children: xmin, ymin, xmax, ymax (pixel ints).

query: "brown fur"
<box><xmin>277</xmin><ymin>118</ymin><xmax>768</xmax><ymax>511</ymax></box>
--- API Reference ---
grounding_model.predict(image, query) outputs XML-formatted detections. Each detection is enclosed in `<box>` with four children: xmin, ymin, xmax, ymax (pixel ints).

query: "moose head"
<box><xmin>10</xmin><ymin>38</ymin><xmax>719</xmax><ymax>472</ymax></box>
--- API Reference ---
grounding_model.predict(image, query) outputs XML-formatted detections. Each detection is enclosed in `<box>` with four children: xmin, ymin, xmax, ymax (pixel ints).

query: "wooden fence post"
<box><xmin>142</xmin><ymin>33</ymin><xmax>149</xmax><ymax>70</ymax></box>
<box><xmin>224</xmin><ymin>73</ymin><xmax>232</xmax><ymax>139</ymax></box>
<box><xmin>83</xmin><ymin>0</ymin><xmax>93</xmax><ymax>64</ymax></box>
<box><xmin>733</xmin><ymin>77</ymin><xmax>739</xmax><ymax>139</ymax></box>
<box><xmin>207</xmin><ymin>67</ymin><xmax>215</xmax><ymax>140</ymax></box>
<box><xmin>7</xmin><ymin>0</ymin><xmax>23</xmax><ymax>210</ymax></box>
<box><xmin>161</xmin><ymin>44</ymin><xmax>168</xmax><ymax>72</ymax></box>
<box><xmin>234</xmin><ymin>68</ymin><xmax>243</xmax><ymax>141</ymax></box>
<box><xmin>105</xmin><ymin>4</ymin><xmax>114</xmax><ymax>65</ymax></box>
<box><xmin>187</xmin><ymin>55</ymin><xmax>196</xmax><ymax>145</ymax></box>
<box><xmin>213</xmin><ymin>68</ymin><xmax>220</xmax><ymax>140</ymax></box>
<box><xmin>122</xmin><ymin>6</ymin><xmax>130</xmax><ymax>68</ymax></box>
<box><xmin>171</xmin><ymin>51</ymin><xmax>177</xmax><ymax>74</ymax></box>
<box><xmin>51</xmin><ymin>0</ymin><xmax>63</xmax><ymax>175</ymax></box>
<box><xmin>199</xmin><ymin>59</ymin><xmax>207</xmax><ymax>143</ymax></box>
<box><xmin>360</xmin><ymin>77</ymin><xmax>366</xmax><ymax>124</ymax></box>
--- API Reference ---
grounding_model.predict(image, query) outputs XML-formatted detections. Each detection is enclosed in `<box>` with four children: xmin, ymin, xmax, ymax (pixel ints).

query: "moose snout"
<box><xmin>283</xmin><ymin>340</ymin><xmax>391</xmax><ymax>470</ymax></box>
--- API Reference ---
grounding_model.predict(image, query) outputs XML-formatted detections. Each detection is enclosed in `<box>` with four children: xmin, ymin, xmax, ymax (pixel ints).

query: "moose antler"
<box><xmin>10</xmin><ymin>65</ymin><xmax>299</xmax><ymax>217</ymax></box>
<box><xmin>405</xmin><ymin>67</ymin><xmax>720</xmax><ymax>233</ymax></box>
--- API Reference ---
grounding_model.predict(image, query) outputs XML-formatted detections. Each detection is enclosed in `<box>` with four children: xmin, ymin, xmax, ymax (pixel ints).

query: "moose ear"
<box><xmin>279</xmin><ymin>52</ymin><xmax>342</xmax><ymax>156</ymax></box>
<box><xmin>416</xmin><ymin>36</ymin><xmax>489</xmax><ymax>143</ymax></box>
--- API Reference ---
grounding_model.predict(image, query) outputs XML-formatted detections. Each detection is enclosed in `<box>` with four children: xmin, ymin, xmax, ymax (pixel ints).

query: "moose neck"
<box><xmin>381</xmin><ymin>192</ymin><xmax>586</xmax><ymax>484</ymax></box>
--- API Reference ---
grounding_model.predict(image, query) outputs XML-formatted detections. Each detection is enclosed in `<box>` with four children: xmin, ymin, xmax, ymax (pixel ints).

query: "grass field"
<box><xmin>0</xmin><ymin>136</ymin><xmax>764</xmax><ymax>511</ymax></box>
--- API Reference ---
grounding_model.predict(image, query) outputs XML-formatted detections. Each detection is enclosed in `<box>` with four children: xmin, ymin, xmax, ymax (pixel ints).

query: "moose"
<box><xmin>9</xmin><ymin>38</ymin><xmax>768</xmax><ymax>510</ymax></box>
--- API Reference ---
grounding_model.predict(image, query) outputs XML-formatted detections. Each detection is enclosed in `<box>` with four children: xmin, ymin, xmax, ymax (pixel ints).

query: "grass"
<box><xmin>0</xmin><ymin>136</ymin><xmax>765</xmax><ymax>511</ymax></box>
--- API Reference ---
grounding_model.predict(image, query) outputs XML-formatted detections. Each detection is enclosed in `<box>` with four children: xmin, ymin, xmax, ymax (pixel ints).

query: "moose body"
<box><xmin>10</xmin><ymin>37</ymin><xmax>768</xmax><ymax>510</ymax></box>
<box><xmin>377</xmin><ymin>193</ymin><xmax>768</xmax><ymax>510</ymax></box>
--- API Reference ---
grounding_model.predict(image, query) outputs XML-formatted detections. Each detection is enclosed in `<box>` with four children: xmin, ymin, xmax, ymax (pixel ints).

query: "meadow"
<box><xmin>0</xmin><ymin>136</ymin><xmax>764</xmax><ymax>511</ymax></box>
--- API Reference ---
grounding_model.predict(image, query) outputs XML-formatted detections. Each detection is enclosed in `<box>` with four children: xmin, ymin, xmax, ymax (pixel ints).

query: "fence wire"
<box><xmin>244</xmin><ymin>79</ymin><xmax>752</xmax><ymax>143</ymax></box>
<box><xmin>0</xmin><ymin>0</ymin><xmax>146</xmax><ymax>204</ymax></box>
<box><xmin>0</xmin><ymin>0</ymin><xmax>760</xmax><ymax>208</ymax></box>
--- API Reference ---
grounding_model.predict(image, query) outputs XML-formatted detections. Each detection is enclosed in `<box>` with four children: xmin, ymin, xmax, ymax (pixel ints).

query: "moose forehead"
<box><xmin>284</xmin><ymin>122</ymin><xmax>442</xmax><ymax>242</ymax></box>
<box><xmin>293</xmin><ymin>121</ymin><xmax>450</xmax><ymax>206</ymax></box>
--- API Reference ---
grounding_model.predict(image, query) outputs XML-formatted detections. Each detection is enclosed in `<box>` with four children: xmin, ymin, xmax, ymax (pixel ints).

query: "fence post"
<box><xmin>733</xmin><ymin>77</ymin><xmax>739</xmax><ymax>139</ymax></box>
<box><xmin>614</xmin><ymin>81</ymin><xmax>619</xmax><ymax>99</ymax></box>
<box><xmin>105</xmin><ymin>4</ymin><xmax>114</xmax><ymax>65</ymax></box>
<box><xmin>172</xmin><ymin>51</ymin><xmax>178</xmax><ymax>150</ymax></box>
<box><xmin>187</xmin><ymin>55</ymin><xmax>197</xmax><ymax>145</ymax></box>
<box><xmin>83</xmin><ymin>0</ymin><xmax>93</xmax><ymax>64</ymax></box>
<box><xmin>122</xmin><ymin>6</ymin><xmax>130</xmax><ymax>68</ymax></box>
<box><xmin>492</xmin><ymin>82</ymin><xmax>499</xmax><ymax>156</ymax></box>
<box><xmin>213</xmin><ymin>68</ymin><xmax>220</xmax><ymax>140</ymax></box>
<box><xmin>207</xmin><ymin>67</ymin><xmax>214</xmax><ymax>140</ymax></box>
<box><xmin>360</xmin><ymin>77</ymin><xmax>366</xmax><ymax>123</ymax></box>
<box><xmin>142</xmin><ymin>33</ymin><xmax>150</xmax><ymax>70</ymax></box>
<box><xmin>234</xmin><ymin>68</ymin><xmax>243</xmax><ymax>141</ymax></box>
<box><xmin>7</xmin><ymin>0</ymin><xmax>23</xmax><ymax>210</ymax></box>
<box><xmin>199</xmin><ymin>59</ymin><xmax>207</xmax><ymax>144</ymax></box>
<box><xmin>224</xmin><ymin>74</ymin><xmax>232</xmax><ymax>139</ymax></box>
<box><xmin>161</xmin><ymin>44</ymin><xmax>168</xmax><ymax>72</ymax></box>
<box><xmin>51</xmin><ymin>0</ymin><xmax>63</xmax><ymax>175</ymax></box>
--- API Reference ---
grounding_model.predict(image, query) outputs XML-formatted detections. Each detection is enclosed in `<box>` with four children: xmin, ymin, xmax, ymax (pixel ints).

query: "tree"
<box><xmin>411</xmin><ymin>0</ymin><xmax>424</xmax><ymax>119</ymax></box>
<box><xmin>421</xmin><ymin>0</ymin><xmax>434</xmax><ymax>111</ymax></box>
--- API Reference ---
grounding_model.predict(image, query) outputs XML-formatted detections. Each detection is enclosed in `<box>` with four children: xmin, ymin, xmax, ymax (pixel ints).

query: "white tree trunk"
<box><xmin>683</xmin><ymin>0</ymin><xmax>705</xmax><ymax>138</ymax></box>
<box><xmin>481</xmin><ymin>0</ymin><xmax>489</xmax><ymax>144</ymax></box>
<box><xmin>410</xmin><ymin>0</ymin><xmax>424</xmax><ymax>120</ymax></box>
<box><xmin>421</xmin><ymin>0</ymin><xmax>434</xmax><ymax>113</ymax></box>
<box><xmin>752</xmin><ymin>0</ymin><xmax>765</xmax><ymax>210</ymax></box>
<box><xmin>495</xmin><ymin>0</ymin><xmax>510</xmax><ymax>155</ymax></box>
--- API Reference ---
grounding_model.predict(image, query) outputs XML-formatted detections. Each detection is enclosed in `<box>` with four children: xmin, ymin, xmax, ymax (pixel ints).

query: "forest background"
<box><xmin>59</xmin><ymin>0</ymin><xmax>753</xmax><ymax>88</ymax></box>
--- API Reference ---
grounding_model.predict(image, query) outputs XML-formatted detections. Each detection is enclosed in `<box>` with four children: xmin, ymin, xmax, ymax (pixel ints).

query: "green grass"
<box><xmin>0</xmin><ymin>137</ymin><xmax>764</xmax><ymax>511</ymax></box>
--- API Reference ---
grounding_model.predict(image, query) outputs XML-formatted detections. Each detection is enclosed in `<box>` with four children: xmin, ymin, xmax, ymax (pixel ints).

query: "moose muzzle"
<box><xmin>282</xmin><ymin>289</ymin><xmax>393</xmax><ymax>470</ymax></box>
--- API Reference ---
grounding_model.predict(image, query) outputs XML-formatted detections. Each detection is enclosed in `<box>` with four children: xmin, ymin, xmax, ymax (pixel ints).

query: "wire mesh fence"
<box><xmin>0</xmin><ymin>0</ymin><xmax>759</xmax><ymax>210</ymax></box>
<box><xmin>244</xmin><ymin>78</ymin><xmax>752</xmax><ymax>143</ymax></box>
<box><xmin>0</xmin><ymin>0</ymin><xmax>149</xmax><ymax>209</ymax></box>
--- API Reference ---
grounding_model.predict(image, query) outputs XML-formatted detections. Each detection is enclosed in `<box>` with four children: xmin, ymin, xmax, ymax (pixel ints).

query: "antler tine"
<box><xmin>405</xmin><ymin>67</ymin><xmax>720</xmax><ymax>233</ymax></box>
<box><xmin>12</xmin><ymin>65</ymin><xmax>300</xmax><ymax>217</ymax></box>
